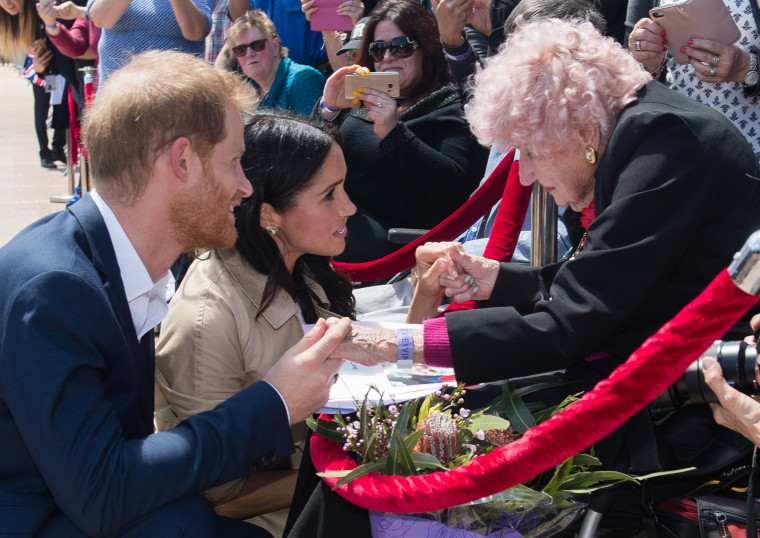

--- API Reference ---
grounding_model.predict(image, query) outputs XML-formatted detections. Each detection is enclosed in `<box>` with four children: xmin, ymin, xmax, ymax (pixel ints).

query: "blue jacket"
<box><xmin>0</xmin><ymin>194</ymin><xmax>294</xmax><ymax>536</ymax></box>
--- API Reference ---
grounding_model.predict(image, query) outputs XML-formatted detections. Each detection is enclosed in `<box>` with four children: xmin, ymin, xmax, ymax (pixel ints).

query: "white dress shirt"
<box><xmin>90</xmin><ymin>190</ymin><xmax>175</xmax><ymax>341</ymax></box>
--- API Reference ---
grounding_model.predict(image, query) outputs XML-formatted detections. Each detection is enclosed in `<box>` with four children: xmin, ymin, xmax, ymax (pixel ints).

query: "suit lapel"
<box><xmin>69</xmin><ymin>195</ymin><xmax>155</xmax><ymax>432</ymax></box>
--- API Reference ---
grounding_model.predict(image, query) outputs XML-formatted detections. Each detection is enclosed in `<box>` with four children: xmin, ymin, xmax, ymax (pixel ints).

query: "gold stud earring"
<box><xmin>584</xmin><ymin>146</ymin><xmax>597</xmax><ymax>165</ymax></box>
<box><xmin>265</xmin><ymin>225</ymin><xmax>278</xmax><ymax>237</ymax></box>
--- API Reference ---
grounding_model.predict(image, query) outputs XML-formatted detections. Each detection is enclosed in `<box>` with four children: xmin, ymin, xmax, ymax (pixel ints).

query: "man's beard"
<box><xmin>168</xmin><ymin>170</ymin><xmax>240</xmax><ymax>252</ymax></box>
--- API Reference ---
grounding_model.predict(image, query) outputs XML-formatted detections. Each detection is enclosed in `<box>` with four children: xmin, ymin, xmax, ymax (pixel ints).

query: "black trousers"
<box><xmin>32</xmin><ymin>81</ymin><xmax>68</xmax><ymax>158</ymax></box>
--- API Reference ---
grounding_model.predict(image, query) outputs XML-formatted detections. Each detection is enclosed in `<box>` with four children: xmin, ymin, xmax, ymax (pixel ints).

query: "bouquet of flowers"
<box><xmin>308</xmin><ymin>381</ymin><xmax>645</xmax><ymax>537</ymax></box>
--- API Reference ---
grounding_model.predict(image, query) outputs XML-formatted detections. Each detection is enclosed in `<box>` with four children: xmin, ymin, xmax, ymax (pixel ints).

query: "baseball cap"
<box><xmin>337</xmin><ymin>17</ymin><xmax>370</xmax><ymax>55</ymax></box>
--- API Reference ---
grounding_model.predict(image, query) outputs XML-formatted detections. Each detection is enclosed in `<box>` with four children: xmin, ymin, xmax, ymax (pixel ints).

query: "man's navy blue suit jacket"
<box><xmin>0</xmin><ymin>194</ymin><xmax>295</xmax><ymax>536</ymax></box>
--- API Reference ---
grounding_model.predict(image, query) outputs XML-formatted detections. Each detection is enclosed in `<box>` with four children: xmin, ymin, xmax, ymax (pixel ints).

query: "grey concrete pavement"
<box><xmin>0</xmin><ymin>64</ymin><xmax>74</xmax><ymax>247</ymax></box>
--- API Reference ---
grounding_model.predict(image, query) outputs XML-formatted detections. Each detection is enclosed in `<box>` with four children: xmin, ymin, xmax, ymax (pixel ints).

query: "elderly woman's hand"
<box><xmin>703</xmin><ymin>356</ymin><xmax>760</xmax><ymax>447</ymax></box>
<box><xmin>439</xmin><ymin>245</ymin><xmax>499</xmax><ymax>303</ymax></box>
<box><xmin>361</xmin><ymin>87</ymin><xmax>398</xmax><ymax>138</ymax></box>
<box><xmin>328</xmin><ymin>323</ymin><xmax>425</xmax><ymax>367</ymax></box>
<box><xmin>681</xmin><ymin>40</ymin><xmax>752</xmax><ymax>84</ymax></box>
<box><xmin>628</xmin><ymin>16</ymin><xmax>667</xmax><ymax>74</ymax></box>
<box><xmin>301</xmin><ymin>0</ymin><xmax>316</xmax><ymax>21</ymax></box>
<box><xmin>407</xmin><ymin>242</ymin><xmax>459</xmax><ymax>323</ymax></box>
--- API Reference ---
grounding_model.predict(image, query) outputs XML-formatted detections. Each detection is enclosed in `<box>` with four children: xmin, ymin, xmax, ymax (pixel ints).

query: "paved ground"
<box><xmin>0</xmin><ymin>64</ymin><xmax>76</xmax><ymax>247</ymax></box>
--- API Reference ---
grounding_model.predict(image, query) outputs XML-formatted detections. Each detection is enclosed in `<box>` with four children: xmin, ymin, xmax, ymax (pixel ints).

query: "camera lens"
<box><xmin>653</xmin><ymin>340</ymin><xmax>758</xmax><ymax>410</ymax></box>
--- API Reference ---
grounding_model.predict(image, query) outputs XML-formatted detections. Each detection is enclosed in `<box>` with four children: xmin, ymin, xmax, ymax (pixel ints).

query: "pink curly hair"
<box><xmin>466</xmin><ymin>18</ymin><xmax>652</xmax><ymax>157</ymax></box>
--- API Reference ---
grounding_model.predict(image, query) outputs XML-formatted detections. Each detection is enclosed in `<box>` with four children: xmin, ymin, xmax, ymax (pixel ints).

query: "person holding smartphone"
<box><xmin>316</xmin><ymin>0</ymin><xmax>488</xmax><ymax>263</ymax></box>
<box><xmin>628</xmin><ymin>0</ymin><xmax>760</xmax><ymax>161</ymax></box>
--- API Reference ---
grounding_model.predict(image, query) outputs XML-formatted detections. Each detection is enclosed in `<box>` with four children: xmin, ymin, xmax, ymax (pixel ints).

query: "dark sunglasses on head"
<box><xmin>231</xmin><ymin>38</ymin><xmax>268</xmax><ymax>57</ymax></box>
<box><xmin>368</xmin><ymin>36</ymin><xmax>418</xmax><ymax>63</ymax></box>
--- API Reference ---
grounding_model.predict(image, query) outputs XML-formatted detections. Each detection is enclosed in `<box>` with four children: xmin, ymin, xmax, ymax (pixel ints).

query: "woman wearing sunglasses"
<box><xmin>226</xmin><ymin>9</ymin><xmax>326</xmax><ymax>116</ymax></box>
<box><xmin>317</xmin><ymin>0</ymin><xmax>489</xmax><ymax>263</ymax></box>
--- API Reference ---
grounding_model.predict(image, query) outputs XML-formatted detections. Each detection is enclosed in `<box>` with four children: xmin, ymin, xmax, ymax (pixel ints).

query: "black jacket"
<box><xmin>447</xmin><ymin>81</ymin><xmax>760</xmax><ymax>385</ymax></box>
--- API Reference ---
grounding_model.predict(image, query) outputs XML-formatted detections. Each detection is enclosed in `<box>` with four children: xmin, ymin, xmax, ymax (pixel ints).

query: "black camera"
<box><xmin>653</xmin><ymin>340</ymin><xmax>760</xmax><ymax>411</ymax></box>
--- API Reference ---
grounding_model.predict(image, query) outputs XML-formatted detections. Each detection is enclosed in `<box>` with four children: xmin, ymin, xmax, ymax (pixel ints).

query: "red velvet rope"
<box><xmin>332</xmin><ymin>149</ymin><xmax>517</xmax><ymax>282</ymax></box>
<box><xmin>312</xmin><ymin>269</ymin><xmax>759</xmax><ymax>513</ymax></box>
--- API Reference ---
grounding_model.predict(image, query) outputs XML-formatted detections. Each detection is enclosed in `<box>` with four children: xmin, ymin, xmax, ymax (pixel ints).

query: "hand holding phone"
<box><xmin>649</xmin><ymin>0</ymin><xmax>740</xmax><ymax>64</ymax></box>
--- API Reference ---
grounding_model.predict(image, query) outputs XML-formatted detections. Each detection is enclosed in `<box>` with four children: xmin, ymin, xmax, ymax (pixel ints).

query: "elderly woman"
<box><xmin>317</xmin><ymin>0</ymin><xmax>489</xmax><ymax>262</ymax></box>
<box><xmin>334</xmin><ymin>18</ymin><xmax>760</xmax><ymax>396</ymax></box>
<box><xmin>227</xmin><ymin>9</ymin><xmax>326</xmax><ymax>116</ymax></box>
<box><xmin>628</xmin><ymin>0</ymin><xmax>760</xmax><ymax>160</ymax></box>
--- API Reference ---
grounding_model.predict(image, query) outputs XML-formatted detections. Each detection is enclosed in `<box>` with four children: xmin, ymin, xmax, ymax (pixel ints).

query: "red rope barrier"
<box><xmin>332</xmin><ymin>149</ymin><xmax>517</xmax><ymax>282</ymax></box>
<box><xmin>312</xmin><ymin>269</ymin><xmax>759</xmax><ymax>513</ymax></box>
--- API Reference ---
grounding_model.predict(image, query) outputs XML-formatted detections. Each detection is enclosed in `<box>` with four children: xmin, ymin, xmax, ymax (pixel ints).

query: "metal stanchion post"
<box><xmin>49</xmin><ymin>129</ymin><xmax>75</xmax><ymax>203</ymax></box>
<box><xmin>80</xmin><ymin>66</ymin><xmax>95</xmax><ymax>195</ymax></box>
<box><xmin>529</xmin><ymin>183</ymin><xmax>557</xmax><ymax>266</ymax></box>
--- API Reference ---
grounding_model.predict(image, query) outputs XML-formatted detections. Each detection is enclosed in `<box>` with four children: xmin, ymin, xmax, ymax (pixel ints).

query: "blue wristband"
<box><xmin>397</xmin><ymin>328</ymin><xmax>413</xmax><ymax>370</ymax></box>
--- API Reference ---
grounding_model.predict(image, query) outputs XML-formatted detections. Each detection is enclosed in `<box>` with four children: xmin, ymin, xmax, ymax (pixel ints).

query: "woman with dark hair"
<box><xmin>154</xmin><ymin>110</ymin><xmax>356</xmax><ymax>537</ymax></box>
<box><xmin>317</xmin><ymin>0</ymin><xmax>489</xmax><ymax>262</ymax></box>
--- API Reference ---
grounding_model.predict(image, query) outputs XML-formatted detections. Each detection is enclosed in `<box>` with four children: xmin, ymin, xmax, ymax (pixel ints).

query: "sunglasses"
<box><xmin>231</xmin><ymin>38</ymin><xmax>268</xmax><ymax>57</ymax></box>
<box><xmin>368</xmin><ymin>36</ymin><xmax>418</xmax><ymax>63</ymax></box>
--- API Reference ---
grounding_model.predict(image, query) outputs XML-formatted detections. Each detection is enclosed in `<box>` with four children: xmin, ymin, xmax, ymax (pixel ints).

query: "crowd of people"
<box><xmin>1</xmin><ymin>0</ymin><xmax>760</xmax><ymax>536</ymax></box>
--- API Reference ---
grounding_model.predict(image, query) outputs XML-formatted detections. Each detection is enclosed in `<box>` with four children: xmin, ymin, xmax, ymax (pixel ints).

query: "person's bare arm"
<box><xmin>169</xmin><ymin>0</ymin><xmax>210</xmax><ymax>41</ymax></box>
<box><xmin>88</xmin><ymin>0</ymin><xmax>132</xmax><ymax>29</ymax></box>
<box><xmin>228</xmin><ymin>0</ymin><xmax>250</xmax><ymax>22</ymax></box>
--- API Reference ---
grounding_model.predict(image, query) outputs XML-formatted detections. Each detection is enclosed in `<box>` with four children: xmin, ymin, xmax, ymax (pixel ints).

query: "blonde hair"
<box><xmin>466</xmin><ymin>18</ymin><xmax>652</xmax><ymax>157</ymax></box>
<box><xmin>0</xmin><ymin>0</ymin><xmax>38</xmax><ymax>63</ymax></box>
<box><xmin>226</xmin><ymin>9</ymin><xmax>288</xmax><ymax>58</ymax></box>
<box><xmin>82</xmin><ymin>50</ymin><xmax>257</xmax><ymax>203</ymax></box>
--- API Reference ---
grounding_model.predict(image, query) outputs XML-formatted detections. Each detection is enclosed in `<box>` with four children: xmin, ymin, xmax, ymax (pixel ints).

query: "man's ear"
<box><xmin>170</xmin><ymin>137</ymin><xmax>194</xmax><ymax>182</ymax></box>
<box><xmin>259</xmin><ymin>202</ymin><xmax>281</xmax><ymax>229</ymax></box>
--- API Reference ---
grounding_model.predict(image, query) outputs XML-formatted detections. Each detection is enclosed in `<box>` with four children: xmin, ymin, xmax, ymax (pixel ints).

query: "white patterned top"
<box><xmin>660</xmin><ymin>0</ymin><xmax>760</xmax><ymax>160</ymax></box>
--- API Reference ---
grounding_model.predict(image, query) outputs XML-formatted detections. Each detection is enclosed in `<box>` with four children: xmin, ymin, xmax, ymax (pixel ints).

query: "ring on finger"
<box><xmin>708</xmin><ymin>66</ymin><xmax>717</xmax><ymax>76</ymax></box>
<box><xmin>635</xmin><ymin>40</ymin><xmax>641</xmax><ymax>51</ymax></box>
<box><xmin>377</xmin><ymin>99</ymin><xmax>383</xmax><ymax>108</ymax></box>
<box><xmin>710</xmin><ymin>55</ymin><xmax>720</xmax><ymax>66</ymax></box>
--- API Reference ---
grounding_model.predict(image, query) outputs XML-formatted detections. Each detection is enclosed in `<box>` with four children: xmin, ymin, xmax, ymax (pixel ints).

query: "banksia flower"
<box><xmin>415</xmin><ymin>413</ymin><xmax>459</xmax><ymax>464</ymax></box>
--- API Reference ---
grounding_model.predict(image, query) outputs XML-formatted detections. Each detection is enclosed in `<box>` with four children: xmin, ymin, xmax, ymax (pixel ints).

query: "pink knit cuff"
<box><xmin>422</xmin><ymin>317</ymin><xmax>453</xmax><ymax>368</ymax></box>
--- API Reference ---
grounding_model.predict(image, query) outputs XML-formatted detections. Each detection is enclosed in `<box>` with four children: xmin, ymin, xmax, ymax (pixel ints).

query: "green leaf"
<box><xmin>501</xmin><ymin>381</ymin><xmax>536</xmax><ymax>434</ymax></box>
<box><xmin>403</xmin><ymin>428</ymin><xmax>424</xmax><ymax>453</ymax></box>
<box><xmin>393</xmin><ymin>429</ymin><xmax>416</xmax><ymax>477</ymax></box>
<box><xmin>557</xmin><ymin>470</ymin><xmax>638</xmax><ymax>493</ymax></box>
<box><xmin>411</xmin><ymin>451</ymin><xmax>446</xmax><ymax>471</ymax></box>
<box><xmin>306</xmin><ymin>416</ymin><xmax>345</xmax><ymax>445</ymax></box>
<box><xmin>394</xmin><ymin>399</ymin><xmax>413</xmax><ymax>438</ymax></box>
<box><xmin>417</xmin><ymin>393</ymin><xmax>434</xmax><ymax>425</ymax></box>
<box><xmin>465</xmin><ymin>414</ymin><xmax>512</xmax><ymax>433</ymax></box>
<box><xmin>335</xmin><ymin>460</ymin><xmax>387</xmax><ymax>487</ymax></box>
<box><xmin>542</xmin><ymin>458</ymin><xmax>573</xmax><ymax>495</ymax></box>
<box><xmin>513</xmin><ymin>380</ymin><xmax>571</xmax><ymax>397</ymax></box>
<box><xmin>569</xmin><ymin>453</ymin><xmax>601</xmax><ymax>470</ymax></box>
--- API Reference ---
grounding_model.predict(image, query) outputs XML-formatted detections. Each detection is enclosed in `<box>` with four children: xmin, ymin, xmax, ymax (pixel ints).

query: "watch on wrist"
<box><xmin>743</xmin><ymin>52</ymin><xmax>759</xmax><ymax>87</ymax></box>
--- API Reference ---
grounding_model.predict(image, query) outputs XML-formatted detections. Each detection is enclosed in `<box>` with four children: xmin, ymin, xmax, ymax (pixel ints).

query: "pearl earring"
<box><xmin>584</xmin><ymin>146</ymin><xmax>597</xmax><ymax>165</ymax></box>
